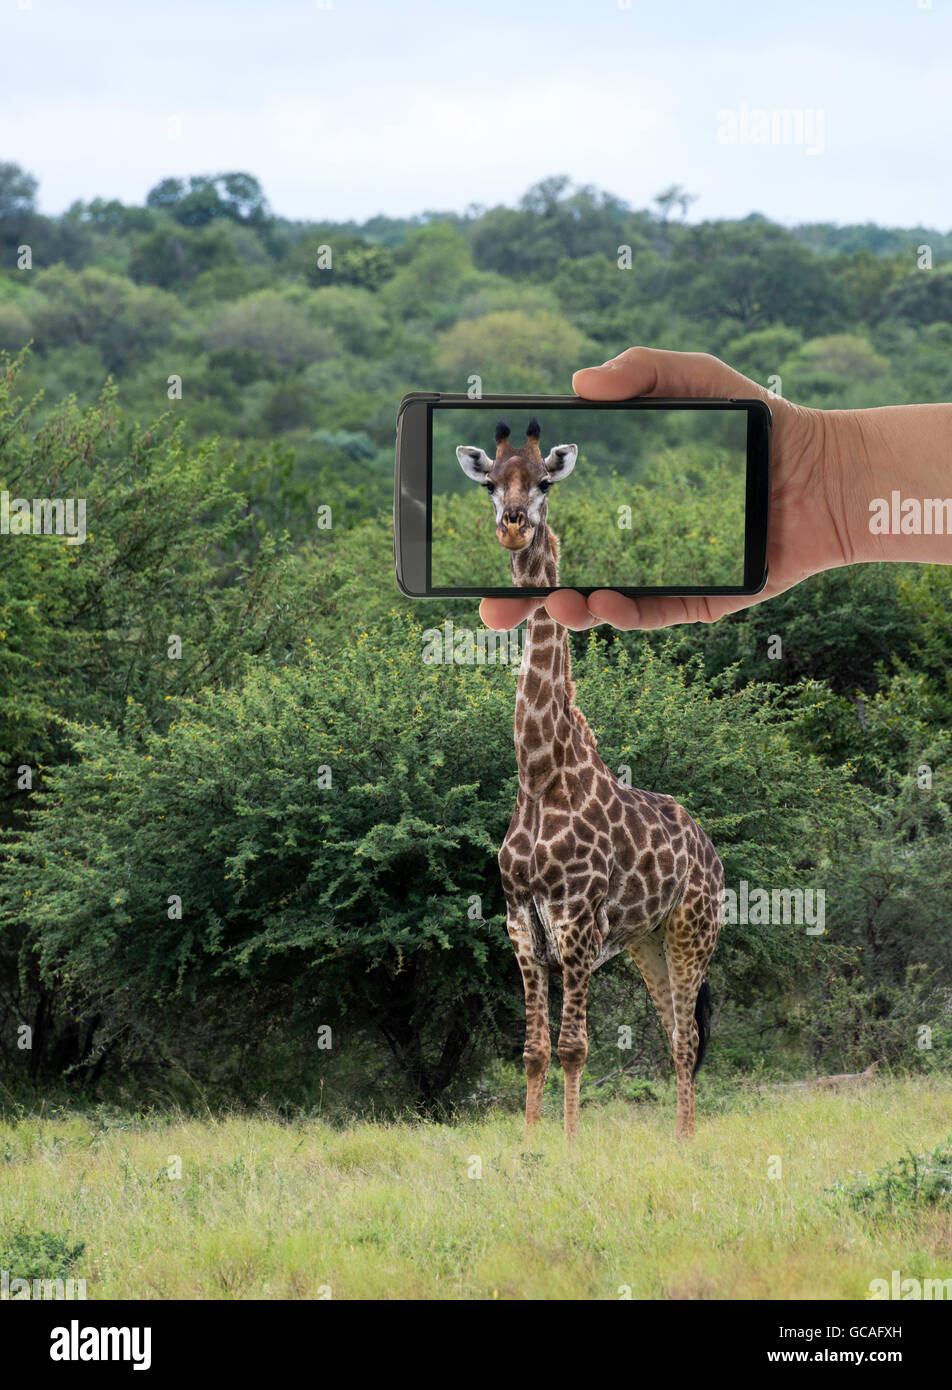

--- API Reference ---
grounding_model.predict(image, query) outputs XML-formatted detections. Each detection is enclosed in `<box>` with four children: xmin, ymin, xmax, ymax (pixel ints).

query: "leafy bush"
<box><xmin>831</xmin><ymin>1138</ymin><xmax>952</xmax><ymax>1212</ymax></box>
<box><xmin>1</xmin><ymin>618</ymin><xmax>868</xmax><ymax>1104</ymax></box>
<box><xmin>0</xmin><ymin>1223</ymin><xmax>86</xmax><ymax>1280</ymax></box>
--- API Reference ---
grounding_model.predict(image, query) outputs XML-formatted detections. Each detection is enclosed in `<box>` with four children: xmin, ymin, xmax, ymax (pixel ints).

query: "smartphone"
<box><xmin>394</xmin><ymin>392</ymin><xmax>770</xmax><ymax>599</ymax></box>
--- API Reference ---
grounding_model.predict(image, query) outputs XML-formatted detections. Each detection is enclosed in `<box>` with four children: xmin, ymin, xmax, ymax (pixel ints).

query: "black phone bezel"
<box><xmin>394</xmin><ymin>392</ymin><xmax>770</xmax><ymax>600</ymax></box>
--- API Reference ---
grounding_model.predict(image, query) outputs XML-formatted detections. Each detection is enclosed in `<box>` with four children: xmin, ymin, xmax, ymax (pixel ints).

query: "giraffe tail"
<box><xmin>693</xmin><ymin>980</ymin><xmax>712</xmax><ymax>1079</ymax></box>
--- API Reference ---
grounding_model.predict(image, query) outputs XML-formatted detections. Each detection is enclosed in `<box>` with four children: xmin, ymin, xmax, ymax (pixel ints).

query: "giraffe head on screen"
<box><xmin>456</xmin><ymin>417</ymin><xmax>577</xmax><ymax>552</ymax></box>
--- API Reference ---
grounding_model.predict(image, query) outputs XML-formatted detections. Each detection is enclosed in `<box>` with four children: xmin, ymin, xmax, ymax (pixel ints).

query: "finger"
<box><xmin>479</xmin><ymin>596</ymin><xmax>541</xmax><ymax>630</ymax></box>
<box><xmin>572</xmin><ymin>347</ymin><xmax>771</xmax><ymax>404</ymax></box>
<box><xmin>585</xmin><ymin>589</ymin><xmax>756</xmax><ymax>630</ymax></box>
<box><xmin>544</xmin><ymin>589</ymin><xmax>604</xmax><ymax>630</ymax></box>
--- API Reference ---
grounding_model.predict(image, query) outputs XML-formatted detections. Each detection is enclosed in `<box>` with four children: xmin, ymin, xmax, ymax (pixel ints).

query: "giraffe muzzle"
<box><xmin>498</xmin><ymin>513</ymin><xmax>532</xmax><ymax>550</ymax></box>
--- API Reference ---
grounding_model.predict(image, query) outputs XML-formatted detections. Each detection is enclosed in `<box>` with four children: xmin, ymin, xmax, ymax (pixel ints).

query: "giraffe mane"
<box><xmin>569</xmin><ymin>701</ymin><xmax>597</xmax><ymax>746</ymax></box>
<box><xmin>548</xmin><ymin>525</ymin><xmax>597</xmax><ymax>747</ymax></box>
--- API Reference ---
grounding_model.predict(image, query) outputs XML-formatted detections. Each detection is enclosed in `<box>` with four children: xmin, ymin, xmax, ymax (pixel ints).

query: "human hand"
<box><xmin>480</xmin><ymin>346</ymin><xmax>865</xmax><ymax>633</ymax></box>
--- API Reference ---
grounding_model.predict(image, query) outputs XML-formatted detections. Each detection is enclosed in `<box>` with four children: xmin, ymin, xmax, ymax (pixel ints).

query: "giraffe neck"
<box><xmin>510</xmin><ymin>523</ymin><xmax>588</xmax><ymax>795</ymax></box>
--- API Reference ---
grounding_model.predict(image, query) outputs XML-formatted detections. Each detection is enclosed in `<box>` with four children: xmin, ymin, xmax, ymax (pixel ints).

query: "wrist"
<box><xmin>819</xmin><ymin>403</ymin><xmax>952</xmax><ymax>567</ymax></box>
<box><xmin>814</xmin><ymin>407</ymin><xmax>882</xmax><ymax>567</ymax></box>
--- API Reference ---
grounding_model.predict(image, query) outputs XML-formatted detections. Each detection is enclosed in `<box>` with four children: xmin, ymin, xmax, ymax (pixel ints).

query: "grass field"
<box><xmin>1</xmin><ymin>1077</ymin><xmax>950</xmax><ymax>1300</ymax></box>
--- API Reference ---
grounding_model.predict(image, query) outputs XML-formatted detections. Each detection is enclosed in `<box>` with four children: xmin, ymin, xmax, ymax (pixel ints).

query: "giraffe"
<box><xmin>456</xmin><ymin>417</ymin><xmax>724</xmax><ymax>1139</ymax></box>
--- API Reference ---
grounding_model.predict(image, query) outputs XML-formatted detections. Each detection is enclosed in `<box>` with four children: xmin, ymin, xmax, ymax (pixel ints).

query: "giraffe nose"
<box><xmin>503</xmin><ymin>507</ymin><xmax>526</xmax><ymax>526</ymax></box>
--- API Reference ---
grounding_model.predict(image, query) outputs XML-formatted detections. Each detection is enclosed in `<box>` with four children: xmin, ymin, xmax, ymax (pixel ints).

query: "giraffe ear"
<box><xmin>543</xmin><ymin>444</ymin><xmax>578</xmax><ymax>480</ymax></box>
<box><xmin>456</xmin><ymin>445</ymin><xmax>494</xmax><ymax>482</ymax></box>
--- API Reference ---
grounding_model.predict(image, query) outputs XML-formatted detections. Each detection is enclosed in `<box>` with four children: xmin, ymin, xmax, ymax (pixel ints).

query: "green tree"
<box><xmin>145</xmin><ymin>172</ymin><xmax>270</xmax><ymax>229</ymax></box>
<box><xmin>202</xmin><ymin>290</ymin><xmax>339</xmax><ymax>367</ymax></box>
<box><xmin>284</xmin><ymin>233</ymin><xmax>395</xmax><ymax>290</ymax></box>
<box><xmin>435</xmin><ymin>308</ymin><xmax>597</xmax><ymax>391</ymax></box>
<box><xmin>877</xmin><ymin>263</ymin><xmax>952</xmax><ymax>326</ymax></box>
<box><xmin>0</xmin><ymin>351</ymin><xmax>321</xmax><ymax>1086</ymax></box>
<box><xmin>384</xmin><ymin>223</ymin><xmax>485</xmax><ymax>328</ymax></box>
<box><xmin>28</xmin><ymin>266</ymin><xmax>180</xmax><ymax>373</ymax></box>
<box><xmin>469</xmin><ymin>177</ymin><xmax>649</xmax><ymax>275</ymax></box>
<box><xmin>0</xmin><ymin>162</ymin><xmax>38</xmax><ymax>220</ymax></box>
<box><xmin>679</xmin><ymin>222</ymin><xmax>848</xmax><ymax>334</ymax></box>
<box><xmin>779</xmin><ymin>333</ymin><xmax>891</xmax><ymax>403</ymax></box>
<box><xmin>129</xmin><ymin>221</ymin><xmax>245</xmax><ymax>288</ymax></box>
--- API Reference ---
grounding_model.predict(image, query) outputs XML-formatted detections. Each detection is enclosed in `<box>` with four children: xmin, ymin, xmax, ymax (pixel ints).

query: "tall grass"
<box><xmin>1</xmin><ymin>1077</ymin><xmax>950</xmax><ymax>1299</ymax></box>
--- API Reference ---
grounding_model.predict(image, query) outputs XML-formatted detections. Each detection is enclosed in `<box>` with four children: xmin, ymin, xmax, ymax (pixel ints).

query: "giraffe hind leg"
<box><xmin>664</xmin><ymin>898</ymin><xmax>718</xmax><ymax>1138</ymax></box>
<box><xmin>628</xmin><ymin>914</ymin><xmax>711</xmax><ymax>1139</ymax></box>
<box><xmin>626</xmin><ymin>929</ymin><xmax>676</xmax><ymax>1049</ymax></box>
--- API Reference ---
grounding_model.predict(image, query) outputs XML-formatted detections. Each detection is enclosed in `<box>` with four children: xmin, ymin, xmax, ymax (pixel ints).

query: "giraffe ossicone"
<box><xmin>456</xmin><ymin>417</ymin><xmax>724</xmax><ymax>1139</ymax></box>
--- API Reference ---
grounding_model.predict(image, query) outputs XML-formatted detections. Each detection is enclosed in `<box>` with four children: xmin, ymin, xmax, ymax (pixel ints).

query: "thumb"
<box><xmin>572</xmin><ymin>346</ymin><xmax>772</xmax><ymax>404</ymax></box>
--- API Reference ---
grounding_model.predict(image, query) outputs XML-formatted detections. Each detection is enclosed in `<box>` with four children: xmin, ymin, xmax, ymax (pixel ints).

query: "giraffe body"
<box><xmin>457</xmin><ymin>418</ymin><xmax>723</xmax><ymax>1138</ymax></box>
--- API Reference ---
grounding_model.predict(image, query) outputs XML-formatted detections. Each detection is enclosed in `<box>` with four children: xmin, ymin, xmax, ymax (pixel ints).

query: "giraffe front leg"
<box><xmin>522</xmin><ymin>960</ymin><xmax>551</xmax><ymax>1133</ymax></box>
<box><xmin>507</xmin><ymin>907</ymin><xmax>550</xmax><ymax>1134</ymax></box>
<box><xmin>557</xmin><ymin>945</ymin><xmax>593</xmax><ymax>1142</ymax></box>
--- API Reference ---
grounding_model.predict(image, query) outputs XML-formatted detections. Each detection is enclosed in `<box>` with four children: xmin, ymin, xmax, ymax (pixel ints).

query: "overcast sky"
<box><xmin>2</xmin><ymin>0</ymin><xmax>949</xmax><ymax>228</ymax></box>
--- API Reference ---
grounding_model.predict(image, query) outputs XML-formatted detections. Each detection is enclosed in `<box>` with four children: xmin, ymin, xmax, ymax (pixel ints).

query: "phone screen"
<box><xmin>428</xmin><ymin>403</ymin><xmax>750</xmax><ymax>592</ymax></box>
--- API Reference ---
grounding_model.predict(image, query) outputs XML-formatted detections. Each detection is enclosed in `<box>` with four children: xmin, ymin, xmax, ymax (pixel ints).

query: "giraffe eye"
<box><xmin>538</xmin><ymin>478</ymin><xmax>551</xmax><ymax>493</ymax></box>
<box><xmin>485</xmin><ymin>482</ymin><xmax>495</xmax><ymax>494</ymax></box>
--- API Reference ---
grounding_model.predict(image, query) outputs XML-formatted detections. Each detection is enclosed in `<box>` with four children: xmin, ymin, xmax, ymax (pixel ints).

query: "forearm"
<box><xmin>823</xmin><ymin>403</ymin><xmax>952</xmax><ymax>566</ymax></box>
